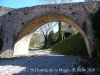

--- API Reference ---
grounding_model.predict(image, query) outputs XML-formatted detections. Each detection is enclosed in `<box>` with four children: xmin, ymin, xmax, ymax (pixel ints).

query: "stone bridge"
<box><xmin>0</xmin><ymin>2</ymin><xmax>100</xmax><ymax>58</ymax></box>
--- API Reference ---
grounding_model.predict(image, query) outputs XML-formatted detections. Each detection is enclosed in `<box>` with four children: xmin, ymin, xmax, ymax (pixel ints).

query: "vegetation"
<box><xmin>29</xmin><ymin>33</ymin><xmax>44</xmax><ymax>48</ymax></box>
<box><xmin>90</xmin><ymin>8</ymin><xmax>100</xmax><ymax>68</ymax></box>
<box><xmin>36</xmin><ymin>22</ymin><xmax>57</xmax><ymax>47</ymax></box>
<box><xmin>0</xmin><ymin>38</ymin><xmax>2</xmax><ymax>51</ymax></box>
<box><xmin>85</xmin><ymin>0</ymin><xmax>99</xmax><ymax>1</ymax></box>
<box><xmin>40</xmin><ymin>0</ymin><xmax>72</xmax><ymax>4</ymax></box>
<box><xmin>0</xmin><ymin>26</ymin><xmax>3</xmax><ymax>51</ymax></box>
<box><xmin>28</xmin><ymin>49</ymin><xmax>37</xmax><ymax>55</ymax></box>
<box><xmin>58</xmin><ymin>22</ymin><xmax>62</xmax><ymax>41</ymax></box>
<box><xmin>64</xmin><ymin>32</ymin><xmax>72</xmax><ymax>38</ymax></box>
<box><xmin>39</xmin><ymin>31</ymin><xmax>71</xmax><ymax>49</ymax></box>
<box><xmin>48</xmin><ymin>30</ymin><xmax>58</xmax><ymax>46</ymax></box>
<box><xmin>92</xmin><ymin>8</ymin><xmax>100</xmax><ymax>56</ymax></box>
<box><xmin>51</xmin><ymin>32</ymin><xmax>88</xmax><ymax>56</ymax></box>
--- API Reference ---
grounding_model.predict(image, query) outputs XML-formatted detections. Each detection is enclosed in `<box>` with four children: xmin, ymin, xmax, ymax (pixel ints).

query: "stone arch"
<box><xmin>14</xmin><ymin>14</ymin><xmax>91</xmax><ymax>58</ymax></box>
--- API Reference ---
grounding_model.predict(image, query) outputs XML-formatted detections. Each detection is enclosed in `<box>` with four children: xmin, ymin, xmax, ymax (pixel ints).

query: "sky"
<box><xmin>0</xmin><ymin>0</ymin><xmax>84</xmax><ymax>33</ymax></box>
<box><xmin>0</xmin><ymin>0</ymin><xmax>84</xmax><ymax>8</ymax></box>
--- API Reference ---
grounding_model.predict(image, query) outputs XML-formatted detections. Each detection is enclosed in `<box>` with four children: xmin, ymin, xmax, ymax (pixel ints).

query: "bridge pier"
<box><xmin>14</xmin><ymin>34</ymin><xmax>32</xmax><ymax>55</ymax></box>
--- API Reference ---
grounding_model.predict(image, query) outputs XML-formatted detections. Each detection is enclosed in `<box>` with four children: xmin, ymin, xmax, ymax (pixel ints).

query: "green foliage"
<box><xmin>94</xmin><ymin>58</ymin><xmax>100</xmax><ymax>68</ymax></box>
<box><xmin>0</xmin><ymin>39</ymin><xmax>3</xmax><ymax>51</ymax></box>
<box><xmin>39</xmin><ymin>46</ymin><xmax>52</xmax><ymax>50</ymax></box>
<box><xmin>48</xmin><ymin>30</ymin><xmax>58</xmax><ymax>45</ymax></box>
<box><xmin>48</xmin><ymin>30</ymin><xmax>54</xmax><ymax>45</ymax></box>
<box><xmin>29</xmin><ymin>34</ymin><xmax>35</xmax><ymax>48</ymax></box>
<box><xmin>64</xmin><ymin>32</ymin><xmax>72</xmax><ymax>38</ymax></box>
<box><xmin>58</xmin><ymin>22</ymin><xmax>62</xmax><ymax>41</ymax></box>
<box><xmin>52</xmin><ymin>34</ymin><xmax>58</xmax><ymax>42</ymax></box>
<box><xmin>0</xmin><ymin>26</ymin><xmax>3</xmax><ymax>51</ymax></box>
<box><xmin>92</xmin><ymin>8</ymin><xmax>100</xmax><ymax>55</ymax></box>
<box><xmin>85</xmin><ymin>0</ymin><xmax>97</xmax><ymax>2</ymax></box>
<box><xmin>51</xmin><ymin>32</ymin><xmax>87</xmax><ymax>56</ymax></box>
<box><xmin>29</xmin><ymin>33</ymin><xmax>42</xmax><ymax>48</ymax></box>
<box><xmin>92</xmin><ymin>8</ymin><xmax>100</xmax><ymax>39</ymax></box>
<box><xmin>29</xmin><ymin>41</ymin><xmax>34</xmax><ymax>48</ymax></box>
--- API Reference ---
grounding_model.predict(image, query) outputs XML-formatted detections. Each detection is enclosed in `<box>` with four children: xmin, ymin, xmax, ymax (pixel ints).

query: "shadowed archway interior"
<box><xmin>14</xmin><ymin>14</ymin><xmax>91</xmax><ymax>57</ymax></box>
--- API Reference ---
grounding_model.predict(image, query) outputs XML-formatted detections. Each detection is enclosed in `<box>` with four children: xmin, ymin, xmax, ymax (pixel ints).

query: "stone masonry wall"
<box><xmin>0</xmin><ymin>2</ymin><xmax>100</xmax><ymax>57</ymax></box>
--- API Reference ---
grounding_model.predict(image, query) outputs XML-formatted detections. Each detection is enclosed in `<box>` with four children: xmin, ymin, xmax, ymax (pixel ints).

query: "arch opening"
<box><xmin>14</xmin><ymin>14</ymin><xmax>91</xmax><ymax>58</ymax></box>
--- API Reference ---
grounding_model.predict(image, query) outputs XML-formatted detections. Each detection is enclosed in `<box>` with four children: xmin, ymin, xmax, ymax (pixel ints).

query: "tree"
<box><xmin>40</xmin><ymin>0</ymin><xmax>72</xmax><ymax>4</ymax></box>
<box><xmin>58</xmin><ymin>22</ymin><xmax>62</xmax><ymax>41</ymax></box>
<box><xmin>85</xmin><ymin>0</ymin><xmax>99</xmax><ymax>1</ymax></box>
<box><xmin>82</xmin><ymin>0</ymin><xmax>100</xmax><ymax>57</ymax></box>
<box><xmin>0</xmin><ymin>25</ymin><xmax>3</xmax><ymax>51</ymax></box>
<box><xmin>48</xmin><ymin>30</ymin><xmax>59</xmax><ymax>45</ymax></box>
<box><xmin>64</xmin><ymin>32</ymin><xmax>71</xmax><ymax>38</ymax></box>
<box><xmin>39</xmin><ymin>0</ymin><xmax>72</xmax><ymax>42</ymax></box>
<box><xmin>48</xmin><ymin>30</ymin><xmax>54</xmax><ymax>45</ymax></box>
<box><xmin>36</xmin><ymin>22</ymin><xmax>57</xmax><ymax>47</ymax></box>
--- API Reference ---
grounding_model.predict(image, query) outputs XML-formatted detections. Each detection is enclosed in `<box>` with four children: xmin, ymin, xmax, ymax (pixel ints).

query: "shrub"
<box><xmin>0</xmin><ymin>26</ymin><xmax>3</xmax><ymax>51</ymax></box>
<box><xmin>51</xmin><ymin>32</ymin><xmax>87</xmax><ymax>56</ymax></box>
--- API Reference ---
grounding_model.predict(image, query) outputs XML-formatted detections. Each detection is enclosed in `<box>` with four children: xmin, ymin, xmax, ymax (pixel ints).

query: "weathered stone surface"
<box><xmin>0</xmin><ymin>2</ymin><xmax>100</xmax><ymax>57</ymax></box>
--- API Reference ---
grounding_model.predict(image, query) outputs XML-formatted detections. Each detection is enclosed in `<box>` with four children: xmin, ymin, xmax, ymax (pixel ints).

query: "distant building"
<box><xmin>61</xmin><ymin>22</ymin><xmax>77</xmax><ymax>33</ymax></box>
<box><xmin>30</xmin><ymin>22</ymin><xmax>78</xmax><ymax>48</ymax></box>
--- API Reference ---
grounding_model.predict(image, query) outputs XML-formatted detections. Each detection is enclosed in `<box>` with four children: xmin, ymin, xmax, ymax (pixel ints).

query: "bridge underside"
<box><xmin>0</xmin><ymin>2</ymin><xmax>99</xmax><ymax>58</ymax></box>
<box><xmin>14</xmin><ymin>14</ymin><xmax>92</xmax><ymax>58</ymax></box>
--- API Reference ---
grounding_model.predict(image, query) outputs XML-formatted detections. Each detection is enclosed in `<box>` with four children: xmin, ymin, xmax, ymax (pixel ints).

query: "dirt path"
<box><xmin>0</xmin><ymin>49</ymin><xmax>95</xmax><ymax>75</ymax></box>
<box><xmin>33</xmin><ymin>49</ymin><xmax>60</xmax><ymax>56</ymax></box>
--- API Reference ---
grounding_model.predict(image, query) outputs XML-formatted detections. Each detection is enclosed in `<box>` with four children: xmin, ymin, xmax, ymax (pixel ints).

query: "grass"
<box><xmin>51</xmin><ymin>31</ymin><xmax>88</xmax><ymax>57</ymax></box>
<box><xmin>94</xmin><ymin>58</ymin><xmax>100</xmax><ymax>68</ymax></box>
<box><xmin>28</xmin><ymin>49</ymin><xmax>37</xmax><ymax>55</ymax></box>
<box><xmin>38</xmin><ymin>46</ymin><xmax>52</xmax><ymax>50</ymax></box>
